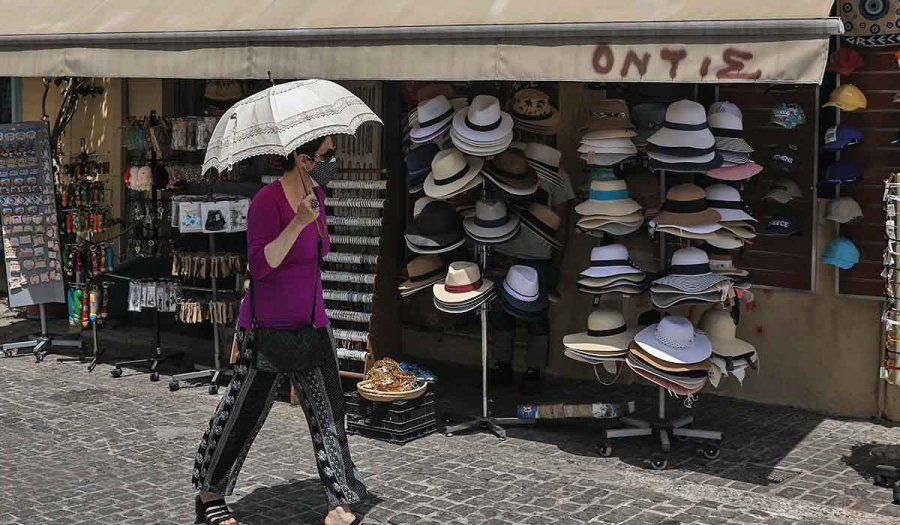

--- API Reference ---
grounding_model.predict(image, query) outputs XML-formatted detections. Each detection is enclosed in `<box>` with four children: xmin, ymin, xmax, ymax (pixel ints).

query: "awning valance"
<box><xmin>0</xmin><ymin>0</ymin><xmax>843</xmax><ymax>83</ymax></box>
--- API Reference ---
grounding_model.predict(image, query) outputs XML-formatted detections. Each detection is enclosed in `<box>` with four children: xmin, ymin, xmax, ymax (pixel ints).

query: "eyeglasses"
<box><xmin>306</xmin><ymin>148</ymin><xmax>336</xmax><ymax>164</ymax></box>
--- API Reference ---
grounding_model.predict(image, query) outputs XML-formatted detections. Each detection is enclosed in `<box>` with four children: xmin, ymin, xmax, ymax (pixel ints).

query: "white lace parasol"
<box><xmin>201</xmin><ymin>79</ymin><xmax>382</xmax><ymax>175</ymax></box>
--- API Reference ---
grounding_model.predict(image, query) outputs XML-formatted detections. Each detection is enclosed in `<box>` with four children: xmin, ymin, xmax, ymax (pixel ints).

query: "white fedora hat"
<box><xmin>398</xmin><ymin>255</ymin><xmax>446</xmax><ymax>296</ymax></box>
<box><xmin>410</xmin><ymin>95</ymin><xmax>454</xmax><ymax>143</ymax></box>
<box><xmin>634</xmin><ymin>315</ymin><xmax>712</xmax><ymax>365</ymax></box>
<box><xmin>705</xmin><ymin>184</ymin><xmax>756</xmax><ymax>223</ymax></box>
<box><xmin>432</xmin><ymin>261</ymin><xmax>494</xmax><ymax>304</ymax></box>
<box><xmin>575</xmin><ymin>179</ymin><xmax>642</xmax><ymax>217</ymax></box>
<box><xmin>580</xmin><ymin>244</ymin><xmax>643</xmax><ymax>279</ymax></box>
<box><xmin>647</xmin><ymin>100</ymin><xmax>716</xmax><ymax>150</ymax></box>
<box><xmin>652</xmin><ymin>247</ymin><xmax>731</xmax><ymax>293</ymax></box>
<box><xmin>500</xmin><ymin>265</ymin><xmax>548</xmax><ymax>313</ymax></box>
<box><xmin>451</xmin><ymin>94</ymin><xmax>514</xmax><ymax>145</ymax></box>
<box><xmin>563</xmin><ymin>309</ymin><xmax>637</xmax><ymax>354</ymax></box>
<box><xmin>463</xmin><ymin>199</ymin><xmax>521</xmax><ymax>242</ymax></box>
<box><xmin>423</xmin><ymin>148</ymin><xmax>484</xmax><ymax>199</ymax></box>
<box><xmin>699</xmin><ymin>307</ymin><xmax>757</xmax><ymax>358</ymax></box>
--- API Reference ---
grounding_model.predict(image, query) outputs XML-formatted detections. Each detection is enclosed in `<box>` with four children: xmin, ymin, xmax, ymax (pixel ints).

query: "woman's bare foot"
<box><xmin>199</xmin><ymin>491</ymin><xmax>238</xmax><ymax>525</ymax></box>
<box><xmin>324</xmin><ymin>505</ymin><xmax>357</xmax><ymax>525</ymax></box>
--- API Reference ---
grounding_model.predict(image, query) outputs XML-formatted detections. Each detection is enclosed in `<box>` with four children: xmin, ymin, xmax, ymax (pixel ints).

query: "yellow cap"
<box><xmin>822</xmin><ymin>84</ymin><xmax>867</xmax><ymax>111</ymax></box>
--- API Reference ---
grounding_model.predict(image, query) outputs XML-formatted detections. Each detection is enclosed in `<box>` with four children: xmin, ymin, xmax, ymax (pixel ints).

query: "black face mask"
<box><xmin>309</xmin><ymin>158</ymin><xmax>338</xmax><ymax>187</ymax></box>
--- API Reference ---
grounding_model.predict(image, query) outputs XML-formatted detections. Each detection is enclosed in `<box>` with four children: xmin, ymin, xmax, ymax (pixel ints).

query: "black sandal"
<box><xmin>195</xmin><ymin>495</ymin><xmax>236</xmax><ymax>525</ymax></box>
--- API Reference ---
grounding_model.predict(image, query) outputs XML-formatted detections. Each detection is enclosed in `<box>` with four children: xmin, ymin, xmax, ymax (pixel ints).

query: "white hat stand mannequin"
<box><xmin>597</xmin><ymin>169</ymin><xmax>723</xmax><ymax>471</ymax></box>
<box><xmin>445</xmin><ymin>180</ymin><xmax>536</xmax><ymax>439</ymax></box>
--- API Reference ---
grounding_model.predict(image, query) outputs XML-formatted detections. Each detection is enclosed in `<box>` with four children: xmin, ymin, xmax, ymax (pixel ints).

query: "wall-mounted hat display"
<box><xmin>825</xmin><ymin>197</ymin><xmax>864</xmax><ymax>224</ymax></box>
<box><xmin>647</xmin><ymin>100</ymin><xmax>723</xmax><ymax>173</ymax></box>
<box><xmin>404</xmin><ymin>143</ymin><xmax>439</xmax><ymax>194</ymax></box>
<box><xmin>521</xmin><ymin>142</ymin><xmax>564</xmax><ymax>187</ymax></box>
<box><xmin>821</xmin><ymin>123</ymin><xmax>864</xmax><ymax>152</ymax></box>
<box><xmin>822</xmin><ymin>237</ymin><xmax>860</xmax><ymax>269</ymax></box>
<box><xmin>763</xmin><ymin>178</ymin><xmax>803</xmax><ymax>204</ymax></box>
<box><xmin>769</xmin><ymin>103</ymin><xmax>807</xmax><ymax>129</ymax></box>
<box><xmin>652</xmin><ymin>184</ymin><xmax>721</xmax><ymax>229</ymax></box>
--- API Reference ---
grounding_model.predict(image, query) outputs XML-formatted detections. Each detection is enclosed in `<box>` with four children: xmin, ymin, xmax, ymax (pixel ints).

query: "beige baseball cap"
<box><xmin>825</xmin><ymin>196</ymin><xmax>863</xmax><ymax>223</ymax></box>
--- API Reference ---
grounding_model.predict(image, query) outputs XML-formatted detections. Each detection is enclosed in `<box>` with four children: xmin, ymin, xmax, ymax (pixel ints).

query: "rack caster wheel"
<box><xmin>168</xmin><ymin>380</ymin><xmax>180</xmax><ymax>392</ymax></box>
<box><xmin>3</xmin><ymin>349</ymin><xmax>13</xmax><ymax>358</ymax></box>
<box><xmin>700</xmin><ymin>444</ymin><xmax>721</xmax><ymax>460</ymax></box>
<box><xmin>648</xmin><ymin>455</ymin><xmax>668</xmax><ymax>471</ymax></box>
<box><xmin>208</xmin><ymin>384</ymin><xmax>219</xmax><ymax>395</ymax></box>
<box><xmin>150</xmin><ymin>372</ymin><xmax>160</xmax><ymax>382</ymax></box>
<box><xmin>597</xmin><ymin>443</ymin><xmax>613</xmax><ymax>457</ymax></box>
<box><xmin>110</xmin><ymin>367</ymin><xmax>123</xmax><ymax>378</ymax></box>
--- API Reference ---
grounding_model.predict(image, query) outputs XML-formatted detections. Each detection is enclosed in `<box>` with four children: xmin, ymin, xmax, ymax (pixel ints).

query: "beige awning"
<box><xmin>0</xmin><ymin>0</ymin><xmax>842</xmax><ymax>83</ymax></box>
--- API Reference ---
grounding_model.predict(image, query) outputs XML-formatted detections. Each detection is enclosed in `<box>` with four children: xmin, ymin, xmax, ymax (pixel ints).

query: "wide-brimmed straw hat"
<box><xmin>634</xmin><ymin>315</ymin><xmax>712</xmax><ymax>365</ymax></box>
<box><xmin>699</xmin><ymin>307</ymin><xmax>757</xmax><ymax>358</ymax></box>
<box><xmin>705</xmin><ymin>246</ymin><xmax>749</xmax><ymax>277</ymax></box>
<box><xmin>399</xmin><ymin>255</ymin><xmax>446</xmax><ymax>296</ymax></box>
<box><xmin>706</xmin><ymin>162</ymin><xmax>762</xmax><ymax>181</ymax></box>
<box><xmin>508</xmin><ymin>89</ymin><xmax>561</xmax><ymax>133</ymax></box>
<box><xmin>628</xmin><ymin>343</ymin><xmax>711</xmax><ymax>374</ymax></box>
<box><xmin>410</xmin><ymin>95</ymin><xmax>454</xmax><ymax>143</ymax></box>
<box><xmin>706</xmin><ymin>184</ymin><xmax>755</xmax><ymax>223</ymax></box>
<box><xmin>647</xmin><ymin>100</ymin><xmax>716</xmax><ymax>150</ymax></box>
<box><xmin>575</xmin><ymin>179</ymin><xmax>642</xmax><ymax>217</ymax></box>
<box><xmin>580</xmin><ymin>244</ymin><xmax>643</xmax><ymax>279</ymax></box>
<box><xmin>481</xmin><ymin>149</ymin><xmax>539</xmax><ymax>196</ymax></box>
<box><xmin>463</xmin><ymin>199</ymin><xmax>521</xmax><ymax>244</ymax></box>
<box><xmin>563</xmin><ymin>309</ymin><xmax>637</xmax><ymax>354</ymax></box>
<box><xmin>423</xmin><ymin>148</ymin><xmax>484</xmax><ymax>199</ymax></box>
<box><xmin>652</xmin><ymin>247</ymin><xmax>732</xmax><ymax>293</ymax></box>
<box><xmin>432</xmin><ymin>261</ymin><xmax>495</xmax><ymax>304</ymax></box>
<box><xmin>517</xmin><ymin>203</ymin><xmax>563</xmax><ymax>249</ymax></box>
<box><xmin>653</xmin><ymin>184</ymin><xmax>721</xmax><ymax>227</ymax></box>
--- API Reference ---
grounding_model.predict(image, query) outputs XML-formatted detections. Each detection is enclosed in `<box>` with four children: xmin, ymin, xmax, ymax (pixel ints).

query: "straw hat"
<box><xmin>647</xmin><ymin>100</ymin><xmax>715</xmax><ymax>150</ymax></box>
<box><xmin>463</xmin><ymin>199</ymin><xmax>521</xmax><ymax>244</ymax></box>
<box><xmin>522</xmin><ymin>142</ymin><xmax>564</xmax><ymax>187</ymax></box>
<box><xmin>481</xmin><ymin>149</ymin><xmax>539</xmax><ymax>196</ymax></box>
<box><xmin>563</xmin><ymin>309</ymin><xmax>637</xmax><ymax>354</ymax></box>
<box><xmin>410</xmin><ymin>95</ymin><xmax>454</xmax><ymax>143</ymax></box>
<box><xmin>451</xmin><ymin>95</ymin><xmax>514</xmax><ymax>154</ymax></box>
<box><xmin>508</xmin><ymin>88</ymin><xmax>561</xmax><ymax>133</ymax></box>
<box><xmin>582</xmin><ymin>129</ymin><xmax>637</xmax><ymax>140</ymax></box>
<box><xmin>706</xmin><ymin>184</ymin><xmax>755</xmax><ymax>223</ymax></box>
<box><xmin>518</xmin><ymin>203</ymin><xmax>563</xmax><ymax>249</ymax></box>
<box><xmin>579</xmin><ymin>100</ymin><xmax>634</xmax><ymax>132</ymax></box>
<box><xmin>654</xmin><ymin>184</ymin><xmax>721</xmax><ymax>227</ymax></box>
<box><xmin>432</xmin><ymin>261</ymin><xmax>495</xmax><ymax>304</ymax></box>
<box><xmin>423</xmin><ymin>148</ymin><xmax>484</xmax><ymax>199</ymax></box>
<box><xmin>652</xmin><ymin>247</ymin><xmax>731</xmax><ymax>293</ymax></box>
<box><xmin>705</xmin><ymin>247</ymin><xmax>749</xmax><ymax>277</ymax></box>
<box><xmin>399</xmin><ymin>255</ymin><xmax>446</xmax><ymax>296</ymax></box>
<box><xmin>580</xmin><ymin>152</ymin><xmax>635</xmax><ymax>166</ymax></box>
<box><xmin>628</xmin><ymin>342</ymin><xmax>712</xmax><ymax>373</ymax></box>
<box><xmin>698</xmin><ymin>307</ymin><xmax>757</xmax><ymax>358</ymax></box>
<box><xmin>575</xmin><ymin>179</ymin><xmax>642</xmax><ymax>217</ymax></box>
<box><xmin>633</xmin><ymin>315</ymin><xmax>712</xmax><ymax>365</ymax></box>
<box><xmin>580</xmin><ymin>244</ymin><xmax>644</xmax><ymax>279</ymax></box>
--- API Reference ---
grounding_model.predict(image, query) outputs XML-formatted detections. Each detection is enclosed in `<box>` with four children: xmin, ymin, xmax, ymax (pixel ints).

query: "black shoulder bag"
<box><xmin>249</xmin><ymin>217</ymin><xmax>329</xmax><ymax>373</ymax></box>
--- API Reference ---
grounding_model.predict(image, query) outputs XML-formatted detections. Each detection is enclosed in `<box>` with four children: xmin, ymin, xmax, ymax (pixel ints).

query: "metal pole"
<box><xmin>210</xmin><ymin>232</ymin><xmax>220</xmax><ymax>370</ymax></box>
<box><xmin>658</xmin><ymin>386</ymin><xmax>665</xmax><ymax>421</ymax></box>
<box><xmin>39</xmin><ymin>303</ymin><xmax>47</xmax><ymax>336</ymax></box>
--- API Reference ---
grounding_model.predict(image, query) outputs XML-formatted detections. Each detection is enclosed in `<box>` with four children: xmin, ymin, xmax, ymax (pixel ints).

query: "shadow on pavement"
<box><xmin>231</xmin><ymin>478</ymin><xmax>382</xmax><ymax>525</ymax></box>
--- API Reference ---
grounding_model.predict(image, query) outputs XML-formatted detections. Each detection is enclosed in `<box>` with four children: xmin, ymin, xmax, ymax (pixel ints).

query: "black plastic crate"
<box><xmin>347</xmin><ymin>411</ymin><xmax>436</xmax><ymax>433</ymax></box>
<box><xmin>347</xmin><ymin>418</ymin><xmax>437</xmax><ymax>445</ymax></box>
<box><xmin>344</xmin><ymin>391</ymin><xmax>435</xmax><ymax>425</ymax></box>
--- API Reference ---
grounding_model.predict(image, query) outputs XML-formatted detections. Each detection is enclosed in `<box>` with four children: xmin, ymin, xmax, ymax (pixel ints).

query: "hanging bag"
<box><xmin>248</xmin><ymin>190</ymin><xmax>328</xmax><ymax>372</ymax></box>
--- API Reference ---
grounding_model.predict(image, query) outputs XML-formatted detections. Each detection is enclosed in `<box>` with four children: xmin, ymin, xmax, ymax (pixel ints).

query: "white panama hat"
<box><xmin>634</xmin><ymin>315</ymin><xmax>713</xmax><ymax>365</ymax></box>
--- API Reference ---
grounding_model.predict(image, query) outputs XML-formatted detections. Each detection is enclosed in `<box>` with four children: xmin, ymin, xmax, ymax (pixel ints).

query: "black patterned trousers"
<box><xmin>192</xmin><ymin>329</ymin><xmax>367</xmax><ymax>509</ymax></box>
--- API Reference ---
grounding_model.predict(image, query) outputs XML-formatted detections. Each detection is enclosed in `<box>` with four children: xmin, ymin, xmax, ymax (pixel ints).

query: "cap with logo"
<box><xmin>766</xmin><ymin>213</ymin><xmax>800</xmax><ymax>236</ymax></box>
<box><xmin>768</xmin><ymin>144</ymin><xmax>799</xmax><ymax>173</ymax></box>
<box><xmin>821</xmin><ymin>123</ymin><xmax>864</xmax><ymax>152</ymax></box>
<box><xmin>823</xmin><ymin>84</ymin><xmax>867</xmax><ymax>111</ymax></box>
<box><xmin>769</xmin><ymin>103</ymin><xmax>806</xmax><ymax>129</ymax></box>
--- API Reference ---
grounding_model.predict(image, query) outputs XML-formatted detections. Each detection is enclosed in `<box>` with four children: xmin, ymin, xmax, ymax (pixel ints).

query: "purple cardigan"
<box><xmin>238</xmin><ymin>179</ymin><xmax>331</xmax><ymax>330</ymax></box>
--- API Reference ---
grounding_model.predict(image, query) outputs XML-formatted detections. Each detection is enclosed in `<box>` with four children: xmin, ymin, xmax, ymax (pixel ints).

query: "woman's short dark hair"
<box><xmin>281</xmin><ymin>135</ymin><xmax>329</xmax><ymax>171</ymax></box>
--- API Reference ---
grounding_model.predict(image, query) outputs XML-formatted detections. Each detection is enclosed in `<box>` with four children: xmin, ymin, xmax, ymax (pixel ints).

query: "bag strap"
<box><xmin>250</xmin><ymin>184</ymin><xmax>324</xmax><ymax>329</ymax></box>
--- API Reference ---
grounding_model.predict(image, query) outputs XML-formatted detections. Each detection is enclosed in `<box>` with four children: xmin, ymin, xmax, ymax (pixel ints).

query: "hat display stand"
<box><xmin>445</xmin><ymin>182</ymin><xmax>536</xmax><ymax>440</ymax></box>
<box><xmin>882</xmin><ymin>173</ymin><xmax>900</xmax><ymax>388</ymax></box>
<box><xmin>597</xmin><ymin>171</ymin><xmax>723</xmax><ymax>470</ymax></box>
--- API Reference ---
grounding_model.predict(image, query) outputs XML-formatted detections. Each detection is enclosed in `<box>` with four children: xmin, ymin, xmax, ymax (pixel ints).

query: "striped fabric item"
<box><xmin>328</xmin><ymin>216</ymin><xmax>383</xmax><ymax>227</ymax></box>
<box><xmin>326</xmin><ymin>309</ymin><xmax>373</xmax><ymax>323</ymax></box>
<box><xmin>330</xmin><ymin>235</ymin><xmax>381</xmax><ymax>246</ymax></box>
<box><xmin>332</xmin><ymin>328</ymin><xmax>370</xmax><ymax>343</ymax></box>
<box><xmin>325</xmin><ymin>198</ymin><xmax>385</xmax><ymax>209</ymax></box>
<box><xmin>323</xmin><ymin>252</ymin><xmax>380</xmax><ymax>265</ymax></box>
<box><xmin>327</xmin><ymin>180</ymin><xmax>388</xmax><ymax>191</ymax></box>
<box><xmin>321</xmin><ymin>271</ymin><xmax>377</xmax><ymax>284</ymax></box>
<box><xmin>323</xmin><ymin>290</ymin><xmax>374</xmax><ymax>303</ymax></box>
<box><xmin>336</xmin><ymin>348</ymin><xmax>370</xmax><ymax>361</ymax></box>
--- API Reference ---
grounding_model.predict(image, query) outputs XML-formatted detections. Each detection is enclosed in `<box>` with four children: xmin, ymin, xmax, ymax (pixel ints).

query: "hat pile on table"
<box><xmin>578</xmin><ymin>244</ymin><xmax>648</xmax><ymax>296</ymax></box>
<box><xmin>578</xmin><ymin>100</ymin><xmax>638</xmax><ymax>167</ymax></box>
<box><xmin>574</xmin><ymin>179</ymin><xmax>645</xmax><ymax>237</ymax></box>
<box><xmin>451</xmin><ymin>94</ymin><xmax>514</xmax><ymax>156</ymax></box>
<box><xmin>646</xmin><ymin>100</ymin><xmax>723</xmax><ymax>173</ymax></box>
<box><xmin>705</xmin><ymin>102</ymin><xmax>763</xmax><ymax>182</ymax></box>
<box><xmin>480</xmin><ymin>149</ymin><xmax>539</xmax><ymax>198</ymax></box>
<box><xmin>433</xmin><ymin>261</ymin><xmax>495</xmax><ymax>313</ymax></box>
<box><xmin>399</xmin><ymin>255</ymin><xmax>446</xmax><ymax>298</ymax></box>
<box><xmin>705</xmin><ymin>183</ymin><xmax>757</xmax><ymax>248</ymax></box>
<box><xmin>650</xmin><ymin>247</ymin><xmax>733</xmax><ymax>310</ymax></box>
<box><xmin>699</xmin><ymin>307</ymin><xmax>759</xmax><ymax>386</ymax></box>
<box><xmin>463</xmin><ymin>199</ymin><xmax>521</xmax><ymax>245</ymax></box>
<box><xmin>507</xmin><ymin>89</ymin><xmax>560</xmax><ymax>136</ymax></box>
<box><xmin>405</xmin><ymin>198</ymin><xmax>464</xmax><ymax>254</ymax></box>
<box><xmin>497</xmin><ymin>265</ymin><xmax>548</xmax><ymax>320</ymax></box>
<box><xmin>563</xmin><ymin>309</ymin><xmax>637</xmax><ymax>365</ymax></box>
<box><xmin>627</xmin><ymin>315</ymin><xmax>711</xmax><ymax>396</ymax></box>
<box><xmin>423</xmin><ymin>148</ymin><xmax>484</xmax><ymax>200</ymax></box>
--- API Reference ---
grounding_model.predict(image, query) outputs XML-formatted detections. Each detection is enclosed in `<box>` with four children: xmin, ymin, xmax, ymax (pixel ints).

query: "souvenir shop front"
<box><xmin>1</xmin><ymin>0</ymin><xmax>898</xmax><ymax>423</ymax></box>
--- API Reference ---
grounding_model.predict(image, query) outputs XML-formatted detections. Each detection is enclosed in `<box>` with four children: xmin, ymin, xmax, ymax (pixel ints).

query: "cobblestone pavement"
<box><xmin>0</xmin><ymin>318</ymin><xmax>899</xmax><ymax>524</ymax></box>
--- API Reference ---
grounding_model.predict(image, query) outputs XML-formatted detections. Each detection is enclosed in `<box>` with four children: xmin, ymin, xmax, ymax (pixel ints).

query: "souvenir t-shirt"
<box><xmin>496</xmin><ymin>169</ymin><xmax>575</xmax><ymax>260</ymax></box>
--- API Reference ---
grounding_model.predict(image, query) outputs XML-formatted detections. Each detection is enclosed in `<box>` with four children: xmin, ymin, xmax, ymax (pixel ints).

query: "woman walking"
<box><xmin>192</xmin><ymin>135</ymin><xmax>367</xmax><ymax>525</ymax></box>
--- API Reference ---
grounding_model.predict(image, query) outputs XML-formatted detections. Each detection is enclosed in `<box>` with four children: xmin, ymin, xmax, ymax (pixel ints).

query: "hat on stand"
<box><xmin>433</xmin><ymin>261</ymin><xmax>495</xmax><ymax>313</ymax></box>
<box><xmin>578</xmin><ymin>244</ymin><xmax>647</xmax><ymax>295</ymax></box>
<box><xmin>763</xmin><ymin>179</ymin><xmax>803</xmax><ymax>203</ymax></box>
<box><xmin>631</xmin><ymin>103</ymin><xmax>667</xmax><ymax>145</ymax></box>
<box><xmin>450</xmin><ymin>94</ymin><xmax>514</xmax><ymax>156</ymax></box>
<box><xmin>463</xmin><ymin>199</ymin><xmax>521</xmax><ymax>244</ymax></box>
<box><xmin>579</xmin><ymin>100</ymin><xmax>635</xmax><ymax>132</ymax></box>
<box><xmin>563</xmin><ymin>309</ymin><xmax>637</xmax><ymax>355</ymax></box>
<box><xmin>708</xmin><ymin>107</ymin><xmax>753</xmax><ymax>154</ymax></box>
<box><xmin>821</xmin><ymin>123</ymin><xmax>864</xmax><ymax>152</ymax></box>
<box><xmin>399</xmin><ymin>255</ymin><xmax>446</xmax><ymax>297</ymax></box>
<box><xmin>706</xmin><ymin>184</ymin><xmax>756</xmax><ymax>223</ymax></box>
<box><xmin>652</xmin><ymin>184</ymin><xmax>721</xmax><ymax>229</ymax></box>
<box><xmin>481</xmin><ymin>149</ymin><xmax>539</xmax><ymax>197</ymax></box>
<box><xmin>647</xmin><ymin>100</ymin><xmax>723</xmax><ymax>173</ymax></box>
<box><xmin>522</xmin><ymin>142</ymin><xmax>564</xmax><ymax>187</ymax></box>
<box><xmin>498</xmin><ymin>265</ymin><xmax>548</xmax><ymax>319</ymax></box>
<box><xmin>705</xmin><ymin>246</ymin><xmax>749</xmax><ymax>278</ymax></box>
<box><xmin>652</xmin><ymin>246</ymin><xmax>732</xmax><ymax>294</ymax></box>
<box><xmin>819</xmin><ymin>160</ymin><xmax>863</xmax><ymax>187</ymax></box>
<box><xmin>405</xmin><ymin>199</ymin><xmax>464</xmax><ymax>254</ymax></box>
<box><xmin>404</xmin><ymin>143</ymin><xmax>440</xmax><ymax>193</ymax></box>
<box><xmin>768</xmin><ymin>144</ymin><xmax>799</xmax><ymax>173</ymax></box>
<box><xmin>410</xmin><ymin>95</ymin><xmax>455</xmax><ymax>144</ymax></box>
<box><xmin>766</xmin><ymin>213</ymin><xmax>800</xmax><ymax>237</ymax></box>
<box><xmin>423</xmin><ymin>148</ymin><xmax>484</xmax><ymax>199</ymax></box>
<box><xmin>825</xmin><ymin>197</ymin><xmax>864</xmax><ymax>223</ymax></box>
<box><xmin>517</xmin><ymin>202</ymin><xmax>563</xmax><ymax>249</ymax></box>
<box><xmin>579</xmin><ymin>100</ymin><xmax>638</xmax><ymax>167</ymax></box>
<box><xmin>822</xmin><ymin>237</ymin><xmax>860</xmax><ymax>269</ymax></box>
<box><xmin>508</xmin><ymin>89</ymin><xmax>561</xmax><ymax>135</ymax></box>
<box><xmin>628</xmin><ymin>316</ymin><xmax>711</xmax><ymax>394</ymax></box>
<box><xmin>698</xmin><ymin>307</ymin><xmax>759</xmax><ymax>384</ymax></box>
<box><xmin>823</xmin><ymin>84</ymin><xmax>867</xmax><ymax>111</ymax></box>
<box><xmin>575</xmin><ymin>179</ymin><xmax>644</xmax><ymax>236</ymax></box>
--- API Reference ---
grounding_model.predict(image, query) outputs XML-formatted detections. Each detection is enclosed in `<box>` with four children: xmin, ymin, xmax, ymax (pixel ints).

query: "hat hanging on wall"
<box><xmin>823</xmin><ymin>84</ymin><xmax>867</xmax><ymax>111</ymax></box>
<box><xmin>508</xmin><ymin>88</ymin><xmax>561</xmax><ymax>135</ymax></box>
<box><xmin>652</xmin><ymin>184</ymin><xmax>721</xmax><ymax>229</ymax></box>
<box><xmin>646</xmin><ymin>100</ymin><xmax>723</xmax><ymax>173</ymax></box>
<box><xmin>826</xmin><ymin>47</ymin><xmax>865</xmax><ymax>76</ymax></box>
<box><xmin>819</xmin><ymin>160</ymin><xmax>863</xmax><ymax>187</ymax></box>
<box><xmin>766</xmin><ymin>213</ymin><xmax>800</xmax><ymax>237</ymax></box>
<box><xmin>769</xmin><ymin>103</ymin><xmax>807</xmax><ymax>129</ymax></box>
<box><xmin>825</xmin><ymin>197</ymin><xmax>864</xmax><ymax>224</ymax></box>
<box><xmin>822</xmin><ymin>123</ymin><xmax>865</xmax><ymax>152</ymax></box>
<box><xmin>821</xmin><ymin>237</ymin><xmax>860</xmax><ymax>270</ymax></box>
